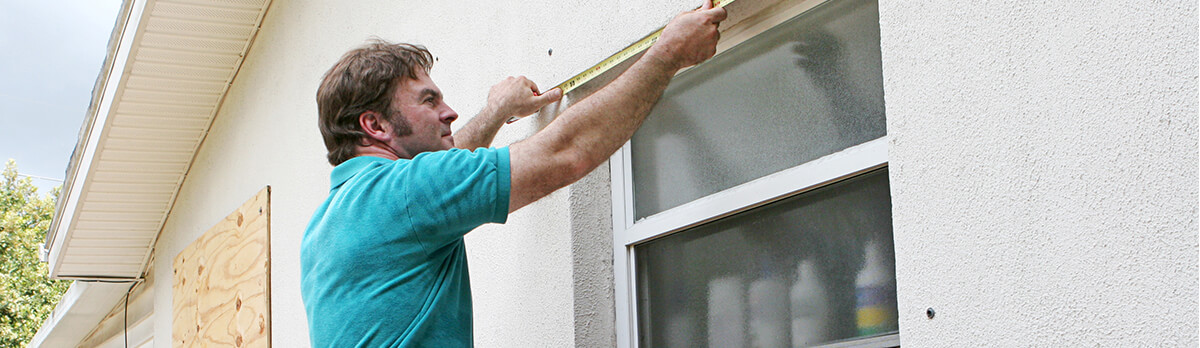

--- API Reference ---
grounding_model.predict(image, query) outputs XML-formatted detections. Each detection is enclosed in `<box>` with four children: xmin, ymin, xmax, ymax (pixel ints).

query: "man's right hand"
<box><xmin>646</xmin><ymin>0</ymin><xmax>728</xmax><ymax>71</ymax></box>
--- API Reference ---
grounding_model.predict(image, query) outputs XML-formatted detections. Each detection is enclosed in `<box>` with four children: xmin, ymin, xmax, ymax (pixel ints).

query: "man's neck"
<box><xmin>355</xmin><ymin>143</ymin><xmax>409</xmax><ymax>161</ymax></box>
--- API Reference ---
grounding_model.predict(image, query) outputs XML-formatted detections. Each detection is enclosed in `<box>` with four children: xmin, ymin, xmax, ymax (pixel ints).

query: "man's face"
<box><xmin>387</xmin><ymin>69</ymin><xmax>458</xmax><ymax>157</ymax></box>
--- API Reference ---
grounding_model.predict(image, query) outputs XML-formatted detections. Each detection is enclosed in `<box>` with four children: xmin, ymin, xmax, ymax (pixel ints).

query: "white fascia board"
<box><xmin>28</xmin><ymin>281</ymin><xmax>135</xmax><ymax>348</ymax></box>
<box><xmin>46</xmin><ymin>0</ymin><xmax>146</xmax><ymax>280</ymax></box>
<box><xmin>93</xmin><ymin>311</ymin><xmax>154</xmax><ymax>348</ymax></box>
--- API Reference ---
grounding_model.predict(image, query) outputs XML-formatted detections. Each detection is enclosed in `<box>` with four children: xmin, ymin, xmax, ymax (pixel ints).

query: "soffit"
<box><xmin>46</xmin><ymin>0</ymin><xmax>272</xmax><ymax>279</ymax></box>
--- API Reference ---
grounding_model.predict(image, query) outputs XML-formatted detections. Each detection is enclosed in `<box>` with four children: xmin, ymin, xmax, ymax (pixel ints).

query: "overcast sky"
<box><xmin>0</xmin><ymin>0</ymin><xmax>124</xmax><ymax>196</ymax></box>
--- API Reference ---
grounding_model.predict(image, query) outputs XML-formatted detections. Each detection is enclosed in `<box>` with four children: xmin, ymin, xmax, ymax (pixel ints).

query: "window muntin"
<box><xmin>630</xmin><ymin>0</ymin><xmax>886</xmax><ymax>219</ymax></box>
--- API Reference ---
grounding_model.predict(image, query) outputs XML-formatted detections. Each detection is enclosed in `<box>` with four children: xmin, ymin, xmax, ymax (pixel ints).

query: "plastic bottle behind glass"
<box><xmin>748</xmin><ymin>263</ymin><xmax>789</xmax><ymax>347</ymax></box>
<box><xmin>790</xmin><ymin>258</ymin><xmax>830</xmax><ymax>347</ymax></box>
<box><xmin>708</xmin><ymin>276</ymin><xmax>746</xmax><ymax>347</ymax></box>
<box><xmin>854</xmin><ymin>240</ymin><xmax>897</xmax><ymax>336</ymax></box>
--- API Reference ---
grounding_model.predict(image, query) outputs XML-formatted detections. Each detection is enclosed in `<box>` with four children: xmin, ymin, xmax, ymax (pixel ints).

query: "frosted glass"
<box><xmin>635</xmin><ymin>169</ymin><xmax>896</xmax><ymax>347</ymax></box>
<box><xmin>631</xmin><ymin>0</ymin><xmax>885</xmax><ymax>219</ymax></box>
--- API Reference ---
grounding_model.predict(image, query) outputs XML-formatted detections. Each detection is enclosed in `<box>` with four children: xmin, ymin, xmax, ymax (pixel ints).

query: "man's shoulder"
<box><xmin>410</xmin><ymin>147</ymin><xmax>508</xmax><ymax>162</ymax></box>
<box><xmin>335</xmin><ymin>147</ymin><xmax>510</xmax><ymax>191</ymax></box>
<box><xmin>405</xmin><ymin>147</ymin><xmax>511</xmax><ymax>175</ymax></box>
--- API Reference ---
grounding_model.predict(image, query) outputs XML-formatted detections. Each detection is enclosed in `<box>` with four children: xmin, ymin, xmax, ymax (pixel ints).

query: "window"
<box><xmin>610</xmin><ymin>0</ymin><xmax>895</xmax><ymax>346</ymax></box>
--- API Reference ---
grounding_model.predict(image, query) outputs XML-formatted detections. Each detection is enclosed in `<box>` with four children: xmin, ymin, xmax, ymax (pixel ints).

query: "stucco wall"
<box><xmin>879</xmin><ymin>1</ymin><xmax>1198</xmax><ymax>346</ymax></box>
<box><xmin>146</xmin><ymin>0</ymin><xmax>704</xmax><ymax>347</ymax></box>
<box><xmin>141</xmin><ymin>0</ymin><xmax>1197</xmax><ymax>346</ymax></box>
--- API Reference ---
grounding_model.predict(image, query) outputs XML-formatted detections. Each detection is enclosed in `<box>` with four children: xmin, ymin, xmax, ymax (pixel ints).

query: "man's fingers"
<box><xmin>712</xmin><ymin>7</ymin><xmax>728</xmax><ymax>22</ymax></box>
<box><xmin>701</xmin><ymin>5</ymin><xmax>727</xmax><ymax>22</ymax></box>
<box><xmin>510</xmin><ymin>75</ymin><xmax>534</xmax><ymax>89</ymax></box>
<box><xmin>536</xmin><ymin>88</ymin><xmax>563</xmax><ymax>104</ymax></box>
<box><xmin>697</xmin><ymin>0</ymin><xmax>725</xmax><ymax>22</ymax></box>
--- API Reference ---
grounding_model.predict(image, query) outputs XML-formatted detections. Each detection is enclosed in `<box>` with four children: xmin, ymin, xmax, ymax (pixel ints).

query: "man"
<box><xmin>301</xmin><ymin>1</ymin><xmax>727</xmax><ymax>346</ymax></box>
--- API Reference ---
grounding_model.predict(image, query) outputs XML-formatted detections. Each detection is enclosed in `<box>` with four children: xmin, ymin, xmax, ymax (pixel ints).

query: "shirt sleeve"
<box><xmin>395</xmin><ymin>147</ymin><xmax>511</xmax><ymax>251</ymax></box>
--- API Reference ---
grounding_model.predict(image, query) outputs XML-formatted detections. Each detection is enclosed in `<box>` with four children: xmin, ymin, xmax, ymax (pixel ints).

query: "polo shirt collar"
<box><xmin>330</xmin><ymin>156</ymin><xmax>393</xmax><ymax>189</ymax></box>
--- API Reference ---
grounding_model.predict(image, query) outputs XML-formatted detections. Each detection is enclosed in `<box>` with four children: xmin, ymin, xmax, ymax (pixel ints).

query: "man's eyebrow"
<box><xmin>419</xmin><ymin>88</ymin><xmax>440</xmax><ymax>100</ymax></box>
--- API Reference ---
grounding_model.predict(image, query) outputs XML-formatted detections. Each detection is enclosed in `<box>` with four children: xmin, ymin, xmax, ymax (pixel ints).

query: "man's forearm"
<box><xmin>505</xmin><ymin>2</ymin><xmax>723</xmax><ymax>212</ymax></box>
<box><xmin>504</xmin><ymin>54</ymin><xmax>680</xmax><ymax>212</ymax></box>
<box><xmin>453</xmin><ymin>105</ymin><xmax>508</xmax><ymax>150</ymax></box>
<box><xmin>544</xmin><ymin>54</ymin><xmax>679</xmax><ymax>167</ymax></box>
<box><xmin>521</xmin><ymin>2</ymin><xmax>724</xmax><ymax>172</ymax></box>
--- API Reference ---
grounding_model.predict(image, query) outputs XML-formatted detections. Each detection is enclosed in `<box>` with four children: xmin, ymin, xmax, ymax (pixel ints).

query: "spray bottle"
<box><xmin>854</xmin><ymin>240</ymin><xmax>897</xmax><ymax>336</ymax></box>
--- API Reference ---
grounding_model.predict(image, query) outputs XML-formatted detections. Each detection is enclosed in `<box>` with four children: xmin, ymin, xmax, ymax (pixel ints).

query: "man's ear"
<box><xmin>358</xmin><ymin>110</ymin><xmax>391</xmax><ymax>145</ymax></box>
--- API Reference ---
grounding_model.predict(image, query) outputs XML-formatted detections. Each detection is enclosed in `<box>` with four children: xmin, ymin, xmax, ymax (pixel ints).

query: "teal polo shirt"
<box><xmin>301</xmin><ymin>147</ymin><xmax>511</xmax><ymax>347</ymax></box>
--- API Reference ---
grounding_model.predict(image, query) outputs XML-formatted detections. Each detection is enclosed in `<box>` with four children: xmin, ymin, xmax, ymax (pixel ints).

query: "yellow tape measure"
<box><xmin>509</xmin><ymin>0</ymin><xmax>736</xmax><ymax>123</ymax></box>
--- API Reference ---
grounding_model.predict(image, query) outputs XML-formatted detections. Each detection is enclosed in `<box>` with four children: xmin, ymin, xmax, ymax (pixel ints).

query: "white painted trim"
<box><xmin>618</xmin><ymin>137</ymin><xmax>887</xmax><ymax>246</ymax></box>
<box><xmin>625</xmin><ymin>249</ymin><xmax>641</xmax><ymax>346</ymax></box>
<box><xmin>610</xmin><ymin>142</ymin><xmax>635</xmax><ymax>347</ymax></box>
<box><xmin>94</xmin><ymin>309</ymin><xmax>155</xmax><ymax>348</ymax></box>
<box><xmin>676</xmin><ymin>0</ymin><xmax>832</xmax><ymax>77</ymax></box>
<box><xmin>716</xmin><ymin>0</ymin><xmax>832</xmax><ymax>55</ymax></box>
<box><xmin>612</xmin><ymin>244</ymin><xmax>642</xmax><ymax>348</ymax></box>
<box><xmin>621</xmin><ymin>141</ymin><xmax>635</xmax><ymax>230</ymax></box>
<box><xmin>28</xmin><ymin>281</ymin><xmax>136</xmax><ymax>348</ymax></box>
<box><xmin>47</xmin><ymin>0</ymin><xmax>148</xmax><ymax>280</ymax></box>
<box><xmin>811</xmin><ymin>333</ymin><xmax>901</xmax><ymax>348</ymax></box>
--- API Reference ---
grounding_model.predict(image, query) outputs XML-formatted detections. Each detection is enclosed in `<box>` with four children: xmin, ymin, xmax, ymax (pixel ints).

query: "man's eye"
<box><xmin>424</xmin><ymin>98</ymin><xmax>436</xmax><ymax>105</ymax></box>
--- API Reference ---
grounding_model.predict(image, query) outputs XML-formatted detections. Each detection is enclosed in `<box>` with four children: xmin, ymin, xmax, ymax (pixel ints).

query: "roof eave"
<box><xmin>44</xmin><ymin>0</ymin><xmax>274</xmax><ymax>280</ymax></box>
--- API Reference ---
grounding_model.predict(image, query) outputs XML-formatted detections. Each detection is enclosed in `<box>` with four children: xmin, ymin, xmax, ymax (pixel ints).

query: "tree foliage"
<box><xmin>0</xmin><ymin>160</ymin><xmax>69</xmax><ymax>347</ymax></box>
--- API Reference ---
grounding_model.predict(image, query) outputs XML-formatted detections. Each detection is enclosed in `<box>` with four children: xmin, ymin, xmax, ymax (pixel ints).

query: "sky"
<box><xmin>0</xmin><ymin>0</ymin><xmax>125</xmax><ymax>196</ymax></box>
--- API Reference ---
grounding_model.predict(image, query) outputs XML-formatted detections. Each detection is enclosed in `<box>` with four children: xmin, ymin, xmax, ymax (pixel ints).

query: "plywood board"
<box><xmin>173</xmin><ymin>187</ymin><xmax>271</xmax><ymax>347</ymax></box>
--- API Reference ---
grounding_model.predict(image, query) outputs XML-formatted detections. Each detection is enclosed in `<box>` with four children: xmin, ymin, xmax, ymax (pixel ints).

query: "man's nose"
<box><xmin>441</xmin><ymin>107</ymin><xmax>458</xmax><ymax>124</ymax></box>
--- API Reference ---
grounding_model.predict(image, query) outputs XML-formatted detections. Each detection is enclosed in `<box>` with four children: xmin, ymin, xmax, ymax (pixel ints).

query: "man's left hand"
<box><xmin>486</xmin><ymin>76</ymin><xmax>563</xmax><ymax>118</ymax></box>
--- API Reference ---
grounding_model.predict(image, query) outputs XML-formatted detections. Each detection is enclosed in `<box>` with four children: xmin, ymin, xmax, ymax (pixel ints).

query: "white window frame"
<box><xmin>608</xmin><ymin>0</ymin><xmax>898</xmax><ymax>346</ymax></box>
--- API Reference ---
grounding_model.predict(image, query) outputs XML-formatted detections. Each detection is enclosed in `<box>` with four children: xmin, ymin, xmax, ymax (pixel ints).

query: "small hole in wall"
<box><xmin>926</xmin><ymin>307</ymin><xmax>936</xmax><ymax>319</ymax></box>
<box><xmin>548</xmin><ymin>48</ymin><xmax>553</xmax><ymax>56</ymax></box>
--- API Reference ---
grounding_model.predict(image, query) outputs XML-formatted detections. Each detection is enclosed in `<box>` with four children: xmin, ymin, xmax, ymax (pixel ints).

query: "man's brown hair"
<box><xmin>316</xmin><ymin>39</ymin><xmax>434</xmax><ymax>166</ymax></box>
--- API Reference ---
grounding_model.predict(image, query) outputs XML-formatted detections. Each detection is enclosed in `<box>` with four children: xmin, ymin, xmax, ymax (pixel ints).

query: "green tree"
<box><xmin>0</xmin><ymin>160</ymin><xmax>69</xmax><ymax>346</ymax></box>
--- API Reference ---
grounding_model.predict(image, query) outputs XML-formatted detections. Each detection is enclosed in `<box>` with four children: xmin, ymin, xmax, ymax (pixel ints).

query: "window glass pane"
<box><xmin>631</xmin><ymin>0</ymin><xmax>885</xmax><ymax>219</ymax></box>
<box><xmin>634</xmin><ymin>169</ymin><xmax>896</xmax><ymax>347</ymax></box>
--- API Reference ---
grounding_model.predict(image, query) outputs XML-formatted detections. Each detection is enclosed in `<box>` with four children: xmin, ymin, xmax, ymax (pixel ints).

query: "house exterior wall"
<box><xmin>144</xmin><ymin>0</ymin><xmax>702</xmax><ymax>347</ymax></box>
<box><xmin>130</xmin><ymin>0</ymin><xmax>1197</xmax><ymax>347</ymax></box>
<box><xmin>878</xmin><ymin>0</ymin><xmax>1198</xmax><ymax>346</ymax></box>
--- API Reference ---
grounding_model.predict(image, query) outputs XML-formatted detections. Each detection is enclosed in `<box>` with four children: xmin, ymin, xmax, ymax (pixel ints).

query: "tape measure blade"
<box><xmin>505</xmin><ymin>0</ymin><xmax>742</xmax><ymax>124</ymax></box>
<box><xmin>555</xmin><ymin>27</ymin><xmax>664</xmax><ymax>94</ymax></box>
<box><xmin>552</xmin><ymin>0</ymin><xmax>736</xmax><ymax>95</ymax></box>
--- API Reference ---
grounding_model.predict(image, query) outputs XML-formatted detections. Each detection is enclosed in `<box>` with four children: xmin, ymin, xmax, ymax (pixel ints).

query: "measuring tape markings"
<box><xmin>508</xmin><ymin>0</ymin><xmax>736</xmax><ymax>123</ymax></box>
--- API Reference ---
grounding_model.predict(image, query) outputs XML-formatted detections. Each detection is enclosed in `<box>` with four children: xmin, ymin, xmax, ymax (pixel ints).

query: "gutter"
<box><xmin>28</xmin><ymin>281</ymin><xmax>139</xmax><ymax>348</ymax></box>
<box><xmin>43</xmin><ymin>0</ymin><xmax>135</xmax><ymax>262</ymax></box>
<box><xmin>31</xmin><ymin>1</ymin><xmax>139</xmax><ymax>346</ymax></box>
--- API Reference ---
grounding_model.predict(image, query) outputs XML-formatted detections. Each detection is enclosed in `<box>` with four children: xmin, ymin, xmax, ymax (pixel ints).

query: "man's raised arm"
<box><xmin>508</xmin><ymin>0</ymin><xmax>727</xmax><ymax>212</ymax></box>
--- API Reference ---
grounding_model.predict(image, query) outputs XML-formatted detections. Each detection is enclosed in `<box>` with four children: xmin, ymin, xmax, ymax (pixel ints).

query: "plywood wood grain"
<box><xmin>173</xmin><ymin>187</ymin><xmax>271</xmax><ymax>347</ymax></box>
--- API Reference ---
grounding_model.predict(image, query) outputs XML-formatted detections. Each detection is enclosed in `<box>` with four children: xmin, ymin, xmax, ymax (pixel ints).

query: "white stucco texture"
<box><xmin>879</xmin><ymin>0</ymin><xmax>1197</xmax><ymax>346</ymax></box>
<box><xmin>148</xmin><ymin>0</ymin><xmax>706</xmax><ymax>347</ymax></box>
